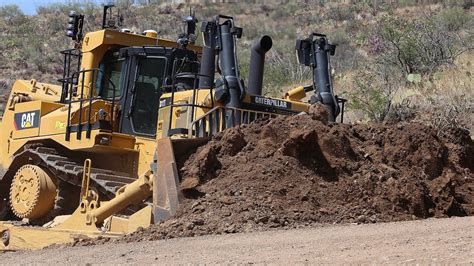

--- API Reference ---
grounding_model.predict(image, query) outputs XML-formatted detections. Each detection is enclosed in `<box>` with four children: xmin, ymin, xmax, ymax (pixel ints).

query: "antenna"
<box><xmin>177</xmin><ymin>8</ymin><xmax>198</xmax><ymax>47</ymax></box>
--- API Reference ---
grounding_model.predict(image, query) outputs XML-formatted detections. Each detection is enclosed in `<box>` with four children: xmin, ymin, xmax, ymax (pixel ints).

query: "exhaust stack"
<box><xmin>247</xmin><ymin>35</ymin><xmax>273</xmax><ymax>96</ymax></box>
<box><xmin>218</xmin><ymin>19</ymin><xmax>242</xmax><ymax>109</ymax></box>
<box><xmin>296</xmin><ymin>33</ymin><xmax>339</xmax><ymax>121</ymax></box>
<box><xmin>198</xmin><ymin>17</ymin><xmax>219</xmax><ymax>89</ymax></box>
<box><xmin>201</xmin><ymin>16</ymin><xmax>244</xmax><ymax>109</ymax></box>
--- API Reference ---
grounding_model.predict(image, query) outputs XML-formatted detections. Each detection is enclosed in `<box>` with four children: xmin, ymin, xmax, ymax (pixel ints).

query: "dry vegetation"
<box><xmin>0</xmin><ymin>0</ymin><xmax>472</xmax><ymax>133</ymax></box>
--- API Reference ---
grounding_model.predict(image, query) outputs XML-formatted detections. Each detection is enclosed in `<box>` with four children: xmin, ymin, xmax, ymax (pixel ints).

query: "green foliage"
<box><xmin>326</xmin><ymin>6</ymin><xmax>353</xmax><ymax>21</ymax></box>
<box><xmin>0</xmin><ymin>1</ymin><xmax>472</xmax><ymax>126</ymax></box>
<box><xmin>397</xmin><ymin>0</ymin><xmax>418</xmax><ymax>7</ymax></box>
<box><xmin>270</xmin><ymin>6</ymin><xmax>290</xmax><ymax>19</ymax></box>
<box><xmin>37</xmin><ymin>2</ymin><xmax>95</xmax><ymax>16</ymax></box>
<box><xmin>350</xmin><ymin>0</ymin><xmax>394</xmax><ymax>16</ymax></box>
<box><xmin>346</xmin><ymin>10</ymin><xmax>472</xmax><ymax>123</ymax></box>
<box><xmin>347</xmin><ymin>62</ymin><xmax>402</xmax><ymax>122</ymax></box>
<box><xmin>0</xmin><ymin>5</ymin><xmax>27</xmax><ymax>26</ymax></box>
<box><xmin>200</xmin><ymin>5</ymin><xmax>219</xmax><ymax>19</ymax></box>
<box><xmin>372</xmin><ymin>15</ymin><xmax>471</xmax><ymax>76</ymax></box>
<box><xmin>262</xmin><ymin>52</ymin><xmax>311</xmax><ymax>97</ymax></box>
<box><xmin>435</xmin><ymin>7</ymin><xmax>472</xmax><ymax>31</ymax></box>
<box><xmin>0</xmin><ymin>5</ymin><xmax>23</xmax><ymax>18</ymax></box>
<box><xmin>329</xmin><ymin>29</ymin><xmax>349</xmax><ymax>46</ymax></box>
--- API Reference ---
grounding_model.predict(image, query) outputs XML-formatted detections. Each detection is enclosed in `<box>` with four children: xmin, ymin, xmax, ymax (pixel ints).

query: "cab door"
<box><xmin>119</xmin><ymin>55</ymin><xmax>168</xmax><ymax>137</ymax></box>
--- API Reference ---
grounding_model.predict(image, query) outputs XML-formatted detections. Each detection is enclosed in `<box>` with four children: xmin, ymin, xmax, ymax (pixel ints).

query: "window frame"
<box><xmin>129</xmin><ymin>55</ymin><xmax>168</xmax><ymax>137</ymax></box>
<box><xmin>96</xmin><ymin>58</ymin><xmax>125</xmax><ymax>100</ymax></box>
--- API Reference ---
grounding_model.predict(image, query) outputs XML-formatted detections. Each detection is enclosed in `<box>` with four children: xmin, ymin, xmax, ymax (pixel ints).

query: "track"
<box><xmin>0</xmin><ymin>144</ymin><xmax>138</xmax><ymax>220</ymax></box>
<box><xmin>10</xmin><ymin>144</ymin><xmax>136</xmax><ymax>200</ymax></box>
<box><xmin>1</xmin><ymin>217</ymin><xmax>472</xmax><ymax>264</ymax></box>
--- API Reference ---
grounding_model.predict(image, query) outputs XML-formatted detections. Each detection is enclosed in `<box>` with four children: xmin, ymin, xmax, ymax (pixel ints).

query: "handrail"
<box><xmin>64</xmin><ymin>68</ymin><xmax>118</xmax><ymax>141</ymax></box>
<box><xmin>189</xmin><ymin>106</ymin><xmax>277</xmax><ymax>138</ymax></box>
<box><xmin>59</xmin><ymin>48</ymin><xmax>82</xmax><ymax>103</ymax></box>
<box><xmin>167</xmin><ymin>70</ymin><xmax>214</xmax><ymax>135</ymax></box>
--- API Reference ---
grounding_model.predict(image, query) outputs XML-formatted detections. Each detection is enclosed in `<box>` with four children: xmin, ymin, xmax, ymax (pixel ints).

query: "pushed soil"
<box><xmin>78</xmin><ymin>106</ymin><xmax>474</xmax><ymax>245</ymax></box>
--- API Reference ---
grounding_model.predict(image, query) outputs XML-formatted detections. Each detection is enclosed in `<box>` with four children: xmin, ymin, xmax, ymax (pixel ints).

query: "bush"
<box><xmin>350</xmin><ymin>0</ymin><xmax>394</xmax><ymax>16</ymax></box>
<box><xmin>347</xmin><ymin>62</ymin><xmax>402</xmax><ymax>122</ymax></box>
<box><xmin>327</xmin><ymin>6</ymin><xmax>353</xmax><ymax>21</ymax></box>
<box><xmin>262</xmin><ymin>48</ymin><xmax>312</xmax><ymax>97</ymax></box>
<box><xmin>428</xmin><ymin>99</ymin><xmax>472</xmax><ymax>135</ymax></box>
<box><xmin>435</xmin><ymin>7</ymin><xmax>472</xmax><ymax>31</ymax></box>
<box><xmin>369</xmin><ymin>16</ymin><xmax>472</xmax><ymax>77</ymax></box>
<box><xmin>384</xmin><ymin>98</ymin><xmax>419</xmax><ymax>124</ymax></box>
<box><xmin>330</xmin><ymin>30</ymin><xmax>364</xmax><ymax>73</ymax></box>
<box><xmin>0</xmin><ymin>5</ymin><xmax>26</xmax><ymax>26</ymax></box>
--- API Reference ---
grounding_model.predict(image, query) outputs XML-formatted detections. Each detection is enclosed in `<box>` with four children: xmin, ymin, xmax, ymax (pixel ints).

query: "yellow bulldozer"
<box><xmin>0</xmin><ymin>6</ymin><xmax>345</xmax><ymax>250</ymax></box>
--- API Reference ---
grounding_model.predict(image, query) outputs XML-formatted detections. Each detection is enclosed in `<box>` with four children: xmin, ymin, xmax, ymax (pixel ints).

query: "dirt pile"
<box><xmin>87</xmin><ymin>109</ymin><xmax>474</xmax><ymax>244</ymax></box>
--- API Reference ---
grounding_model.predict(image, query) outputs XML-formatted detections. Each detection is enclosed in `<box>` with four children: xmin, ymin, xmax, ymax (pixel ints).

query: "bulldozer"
<box><xmin>0</xmin><ymin>7</ymin><xmax>344</xmax><ymax>250</ymax></box>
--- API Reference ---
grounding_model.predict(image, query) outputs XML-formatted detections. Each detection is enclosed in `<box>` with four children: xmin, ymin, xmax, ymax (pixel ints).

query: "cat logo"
<box><xmin>14</xmin><ymin>110</ymin><xmax>40</xmax><ymax>130</ymax></box>
<box><xmin>251</xmin><ymin>96</ymin><xmax>292</xmax><ymax>110</ymax></box>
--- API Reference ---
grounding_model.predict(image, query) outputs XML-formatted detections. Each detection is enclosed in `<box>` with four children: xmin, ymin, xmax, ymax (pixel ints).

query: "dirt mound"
<box><xmin>79</xmin><ymin>110</ymin><xmax>474</xmax><ymax>245</ymax></box>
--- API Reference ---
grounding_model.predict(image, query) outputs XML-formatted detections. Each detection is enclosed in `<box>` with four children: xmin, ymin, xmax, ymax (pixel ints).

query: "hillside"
<box><xmin>0</xmin><ymin>1</ymin><xmax>472</xmax><ymax>132</ymax></box>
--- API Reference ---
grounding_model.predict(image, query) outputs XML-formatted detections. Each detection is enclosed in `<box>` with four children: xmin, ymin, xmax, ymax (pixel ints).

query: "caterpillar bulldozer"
<box><xmin>0</xmin><ymin>6</ymin><xmax>344</xmax><ymax>250</ymax></box>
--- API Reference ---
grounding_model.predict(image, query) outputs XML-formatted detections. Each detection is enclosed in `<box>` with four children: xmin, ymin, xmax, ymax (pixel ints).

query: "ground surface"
<box><xmin>1</xmin><ymin>217</ymin><xmax>472</xmax><ymax>264</ymax></box>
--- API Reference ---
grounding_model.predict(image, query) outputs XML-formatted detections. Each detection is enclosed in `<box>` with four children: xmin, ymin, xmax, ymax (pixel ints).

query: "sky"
<box><xmin>0</xmin><ymin>0</ymin><xmax>105</xmax><ymax>15</ymax></box>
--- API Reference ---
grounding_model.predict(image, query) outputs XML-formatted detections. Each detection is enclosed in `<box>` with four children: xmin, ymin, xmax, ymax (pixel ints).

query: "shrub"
<box><xmin>397</xmin><ymin>0</ymin><xmax>417</xmax><ymax>7</ymax></box>
<box><xmin>370</xmin><ymin>16</ymin><xmax>472</xmax><ymax>77</ymax></box>
<box><xmin>0</xmin><ymin>5</ymin><xmax>26</xmax><ymax>26</ymax></box>
<box><xmin>262</xmin><ymin>48</ymin><xmax>312</xmax><ymax>97</ymax></box>
<box><xmin>330</xmin><ymin>30</ymin><xmax>364</xmax><ymax>73</ymax></box>
<box><xmin>435</xmin><ymin>7</ymin><xmax>472</xmax><ymax>31</ymax></box>
<box><xmin>327</xmin><ymin>6</ymin><xmax>353</xmax><ymax>22</ymax></box>
<box><xmin>350</xmin><ymin>0</ymin><xmax>394</xmax><ymax>16</ymax></box>
<box><xmin>347</xmin><ymin>62</ymin><xmax>402</xmax><ymax>122</ymax></box>
<box><xmin>384</xmin><ymin>98</ymin><xmax>419</xmax><ymax>123</ymax></box>
<box><xmin>428</xmin><ymin>100</ymin><xmax>472</xmax><ymax>135</ymax></box>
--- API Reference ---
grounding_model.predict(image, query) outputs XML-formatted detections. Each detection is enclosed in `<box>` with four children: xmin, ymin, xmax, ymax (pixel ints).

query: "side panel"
<box><xmin>135</xmin><ymin>137</ymin><xmax>158</xmax><ymax>177</ymax></box>
<box><xmin>12</xmin><ymin>101</ymin><xmax>65</xmax><ymax>139</ymax></box>
<box><xmin>11</xmin><ymin>109</ymin><xmax>40</xmax><ymax>139</ymax></box>
<box><xmin>157</xmin><ymin>89</ymin><xmax>215</xmax><ymax>138</ymax></box>
<box><xmin>0</xmin><ymin>80</ymin><xmax>62</xmax><ymax>168</ymax></box>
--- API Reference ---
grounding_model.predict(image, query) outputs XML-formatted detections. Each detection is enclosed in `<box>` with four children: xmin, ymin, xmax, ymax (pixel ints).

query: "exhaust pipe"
<box><xmin>202</xmin><ymin>16</ymin><xmax>244</xmax><ymax>127</ymax></box>
<box><xmin>313</xmin><ymin>37</ymin><xmax>339</xmax><ymax>120</ymax></box>
<box><xmin>247</xmin><ymin>35</ymin><xmax>273</xmax><ymax>96</ymax></box>
<box><xmin>296</xmin><ymin>33</ymin><xmax>339</xmax><ymax>121</ymax></box>
<box><xmin>218</xmin><ymin>20</ymin><xmax>242</xmax><ymax>109</ymax></box>
<box><xmin>198</xmin><ymin>41</ymin><xmax>216</xmax><ymax>89</ymax></box>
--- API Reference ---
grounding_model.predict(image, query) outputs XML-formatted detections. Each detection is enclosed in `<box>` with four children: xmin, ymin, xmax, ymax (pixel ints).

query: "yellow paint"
<box><xmin>0</xmin><ymin>222</ymin><xmax>119</xmax><ymax>250</ymax></box>
<box><xmin>0</xmin><ymin>21</ymin><xmax>317</xmax><ymax>250</ymax></box>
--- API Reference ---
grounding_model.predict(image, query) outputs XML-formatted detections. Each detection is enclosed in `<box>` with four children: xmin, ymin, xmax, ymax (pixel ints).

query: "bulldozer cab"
<box><xmin>61</xmin><ymin>45</ymin><xmax>200</xmax><ymax>141</ymax></box>
<box><xmin>115</xmin><ymin>47</ymin><xmax>199</xmax><ymax>138</ymax></box>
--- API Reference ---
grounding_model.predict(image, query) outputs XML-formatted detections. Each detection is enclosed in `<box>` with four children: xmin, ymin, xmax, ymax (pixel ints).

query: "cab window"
<box><xmin>130</xmin><ymin>57</ymin><xmax>167</xmax><ymax>135</ymax></box>
<box><xmin>96</xmin><ymin>60</ymin><xmax>123</xmax><ymax>98</ymax></box>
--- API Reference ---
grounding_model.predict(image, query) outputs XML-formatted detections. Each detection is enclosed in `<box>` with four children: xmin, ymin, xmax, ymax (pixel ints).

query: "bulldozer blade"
<box><xmin>0</xmin><ymin>222</ymin><xmax>120</xmax><ymax>251</ymax></box>
<box><xmin>107</xmin><ymin>205</ymin><xmax>152</xmax><ymax>233</ymax></box>
<box><xmin>153</xmin><ymin>138</ymin><xmax>208</xmax><ymax>224</ymax></box>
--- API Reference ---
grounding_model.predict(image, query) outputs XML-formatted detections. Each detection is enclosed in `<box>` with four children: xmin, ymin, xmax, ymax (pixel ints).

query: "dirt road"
<box><xmin>1</xmin><ymin>217</ymin><xmax>472</xmax><ymax>264</ymax></box>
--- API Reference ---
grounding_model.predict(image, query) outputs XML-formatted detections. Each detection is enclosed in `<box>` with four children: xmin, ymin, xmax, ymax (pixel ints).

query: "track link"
<box><xmin>11</xmin><ymin>144</ymin><xmax>136</xmax><ymax>201</ymax></box>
